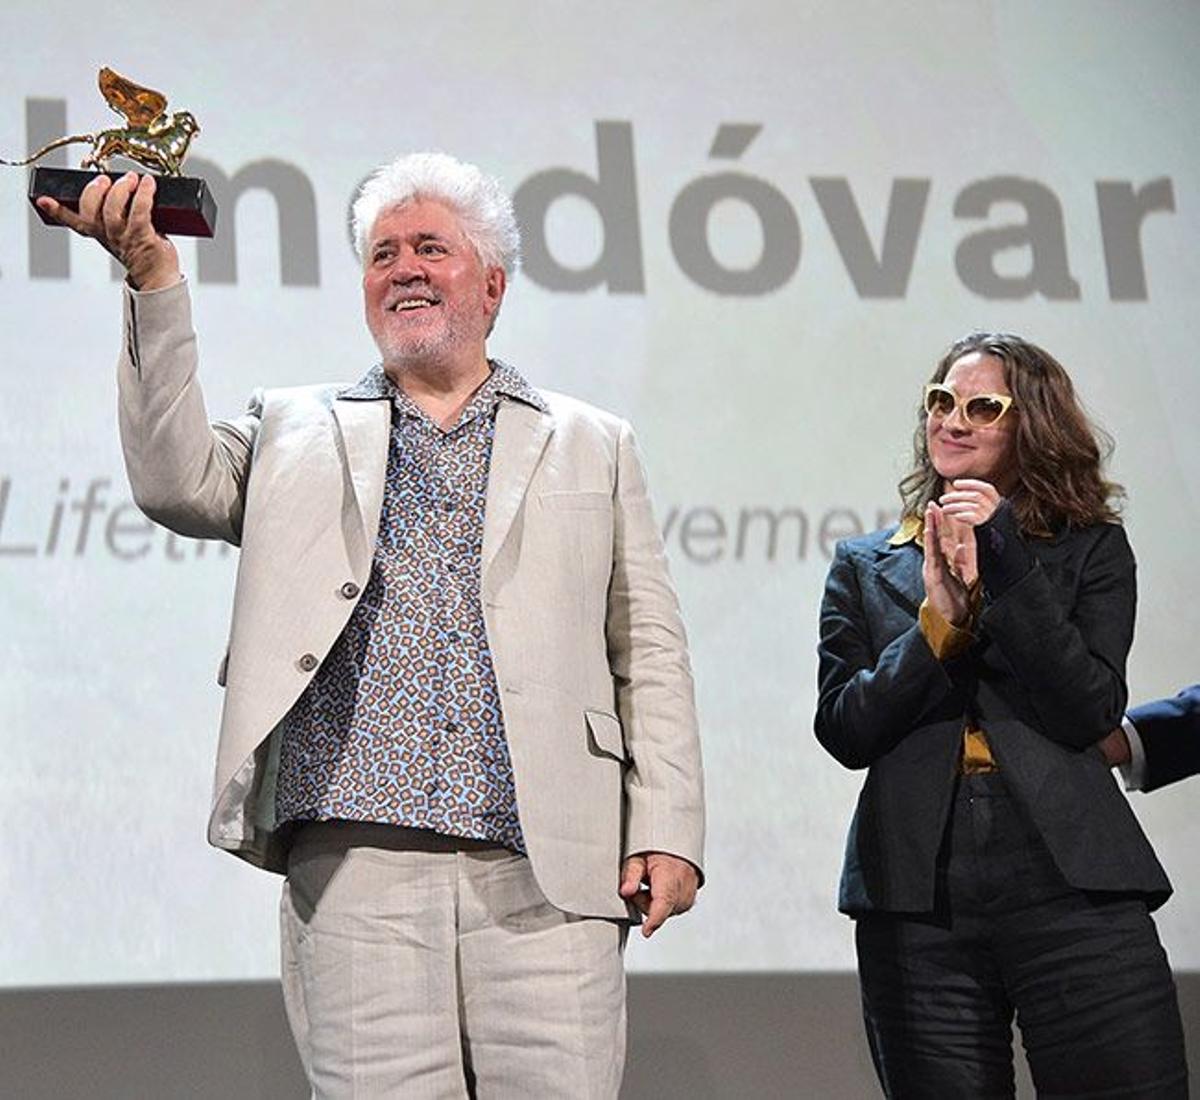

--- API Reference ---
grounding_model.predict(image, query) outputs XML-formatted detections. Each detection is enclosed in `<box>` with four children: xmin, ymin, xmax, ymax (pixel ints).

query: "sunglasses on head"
<box><xmin>923</xmin><ymin>383</ymin><xmax>1014</xmax><ymax>428</ymax></box>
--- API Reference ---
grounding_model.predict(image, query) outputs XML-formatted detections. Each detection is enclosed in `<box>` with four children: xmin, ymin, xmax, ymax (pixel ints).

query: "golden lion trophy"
<box><xmin>2</xmin><ymin>67</ymin><xmax>217</xmax><ymax>237</ymax></box>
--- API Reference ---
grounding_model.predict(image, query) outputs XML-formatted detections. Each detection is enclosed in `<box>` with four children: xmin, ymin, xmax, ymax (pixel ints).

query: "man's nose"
<box><xmin>390</xmin><ymin>253</ymin><xmax>427</xmax><ymax>283</ymax></box>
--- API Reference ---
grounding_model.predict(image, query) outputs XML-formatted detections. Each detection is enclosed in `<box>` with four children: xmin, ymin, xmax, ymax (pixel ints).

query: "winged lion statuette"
<box><xmin>2</xmin><ymin>67</ymin><xmax>199</xmax><ymax>175</ymax></box>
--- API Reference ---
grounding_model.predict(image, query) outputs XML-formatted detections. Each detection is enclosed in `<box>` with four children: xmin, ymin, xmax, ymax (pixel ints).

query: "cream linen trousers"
<box><xmin>280</xmin><ymin>822</ymin><xmax>628</xmax><ymax>1099</ymax></box>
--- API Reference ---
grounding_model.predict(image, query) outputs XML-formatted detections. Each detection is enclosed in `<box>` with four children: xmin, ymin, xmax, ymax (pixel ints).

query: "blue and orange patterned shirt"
<box><xmin>274</xmin><ymin>361</ymin><xmax>548</xmax><ymax>853</ymax></box>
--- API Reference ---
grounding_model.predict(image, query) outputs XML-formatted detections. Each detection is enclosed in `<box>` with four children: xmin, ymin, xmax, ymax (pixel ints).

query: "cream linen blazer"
<box><xmin>116</xmin><ymin>281</ymin><xmax>704</xmax><ymax>919</ymax></box>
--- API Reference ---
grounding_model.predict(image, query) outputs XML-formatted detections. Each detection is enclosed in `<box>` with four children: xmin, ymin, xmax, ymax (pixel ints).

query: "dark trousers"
<box><xmin>855</xmin><ymin>772</ymin><xmax>1188</xmax><ymax>1099</ymax></box>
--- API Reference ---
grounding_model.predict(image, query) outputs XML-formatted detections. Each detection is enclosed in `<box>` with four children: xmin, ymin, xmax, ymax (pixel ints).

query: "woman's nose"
<box><xmin>944</xmin><ymin>403</ymin><xmax>971</xmax><ymax>432</ymax></box>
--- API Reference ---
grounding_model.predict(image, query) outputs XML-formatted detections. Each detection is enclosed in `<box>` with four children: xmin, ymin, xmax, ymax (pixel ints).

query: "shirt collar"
<box><xmin>481</xmin><ymin>359</ymin><xmax>549</xmax><ymax>414</ymax></box>
<box><xmin>887</xmin><ymin>514</ymin><xmax>924</xmax><ymax>546</ymax></box>
<box><xmin>338</xmin><ymin>359</ymin><xmax>548</xmax><ymax>418</ymax></box>
<box><xmin>339</xmin><ymin>363</ymin><xmax>390</xmax><ymax>400</ymax></box>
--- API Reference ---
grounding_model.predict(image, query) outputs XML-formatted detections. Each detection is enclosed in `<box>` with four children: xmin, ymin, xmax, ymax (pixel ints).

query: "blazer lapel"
<box><xmin>482</xmin><ymin>399</ymin><xmax>554</xmax><ymax>576</ymax></box>
<box><xmin>331</xmin><ymin>396</ymin><xmax>390</xmax><ymax>573</ymax></box>
<box><xmin>873</xmin><ymin>541</ymin><xmax>925</xmax><ymax>616</ymax></box>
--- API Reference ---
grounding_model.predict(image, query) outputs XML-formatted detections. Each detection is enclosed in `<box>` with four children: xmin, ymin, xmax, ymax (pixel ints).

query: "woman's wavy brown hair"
<box><xmin>899</xmin><ymin>332</ymin><xmax>1123</xmax><ymax>537</ymax></box>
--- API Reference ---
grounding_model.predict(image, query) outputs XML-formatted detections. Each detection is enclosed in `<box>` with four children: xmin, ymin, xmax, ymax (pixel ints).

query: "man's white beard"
<box><xmin>374</xmin><ymin>324</ymin><xmax>456</xmax><ymax>369</ymax></box>
<box><xmin>369</xmin><ymin>297</ymin><xmax>488</xmax><ymax>373</ymax></box>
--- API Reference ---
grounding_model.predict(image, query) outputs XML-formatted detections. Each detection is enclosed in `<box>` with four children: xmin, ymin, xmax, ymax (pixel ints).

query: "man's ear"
<box><xmin>484</xmin><ymin>266</ymin><xmax>506</xmax><ymax>318</ymax></box>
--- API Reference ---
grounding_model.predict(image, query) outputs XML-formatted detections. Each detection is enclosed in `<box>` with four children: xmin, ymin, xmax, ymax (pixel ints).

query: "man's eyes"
<box><xmin>370</xmin><ymin>242</ymin><xmax>449</xmax><ymax>263</ymax></box>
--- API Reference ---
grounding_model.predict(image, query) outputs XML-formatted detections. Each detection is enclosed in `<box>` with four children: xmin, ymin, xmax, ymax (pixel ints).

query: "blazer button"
<box><xmin>298</xmin><ymin>653</ymin><xmax>319</xmax><ymax>673</ymax></box>
<box><xmin>340</xmin><ymin>581</ymin><xmax>360</xmax><ymax>599</ymax></box>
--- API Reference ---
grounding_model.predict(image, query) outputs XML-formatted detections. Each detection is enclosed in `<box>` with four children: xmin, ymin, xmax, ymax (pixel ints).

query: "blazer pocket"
<box><xmin>540</xmin><ymin>490</ymin><xmax>612</xmax><ymax>512</ymax></box>
<box><xmin>585</xmin><ymin>709</ymin><xmax>627</xmax><ymax>762</ymax></box>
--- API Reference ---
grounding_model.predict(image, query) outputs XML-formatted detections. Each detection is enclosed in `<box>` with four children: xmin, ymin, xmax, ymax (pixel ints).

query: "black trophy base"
<box><xmin>28</xmin><ymin>166</ymin><xmax>218</xmax><ymax>238</ymax></box>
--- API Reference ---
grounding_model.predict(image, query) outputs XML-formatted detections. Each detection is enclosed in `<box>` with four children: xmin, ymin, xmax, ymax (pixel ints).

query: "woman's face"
<box><xmin>926</xmin><ymin>351</ymin><xmax>1019</xmax><ymax>492</ymax></box>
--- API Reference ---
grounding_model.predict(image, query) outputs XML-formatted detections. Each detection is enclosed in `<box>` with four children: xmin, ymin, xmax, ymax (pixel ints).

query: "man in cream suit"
<box><xmin>39</xmin><ymin>152</ymin><xmax>704</xmax><ymax>1099</ymax></box>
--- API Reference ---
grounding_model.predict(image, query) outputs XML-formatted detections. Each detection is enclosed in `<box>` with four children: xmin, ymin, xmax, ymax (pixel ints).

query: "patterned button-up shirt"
<box><xmin>274</xmin><ymin>360</ymin><xmax>548</xmax><ymax>853</ymax></box>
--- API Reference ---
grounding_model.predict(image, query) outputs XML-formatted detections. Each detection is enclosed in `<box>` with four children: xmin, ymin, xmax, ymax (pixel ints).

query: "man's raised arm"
<box><xmin>39</xmin><ymin>173</ymin><xmax>257</xmax><ymax>543</ymax></box>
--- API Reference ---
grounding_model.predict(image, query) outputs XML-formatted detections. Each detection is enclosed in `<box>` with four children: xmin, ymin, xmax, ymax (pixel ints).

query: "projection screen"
<box><xmin>2</xmin><ymin>0</ymin><xmax>1198</xmax><ymax>986</ymax></box>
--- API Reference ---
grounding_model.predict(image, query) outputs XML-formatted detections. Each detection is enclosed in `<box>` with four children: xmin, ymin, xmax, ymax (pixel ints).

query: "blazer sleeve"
<box><xmin>1128</xmin><ymin>684</ymin><xmax>1200</xmax><ymax>791</ymax></box>
<box><xmin>815</xmin><ymin>541</ymin><xmax>960</xmax><ymax>769</ymax></box>
<box><xmin>978</xmin><ymin>516</ymin><xmax>1135</xmax><ymax>749</ymax></box>
<box><xmin>604</xmin><ymin>420</ymin><xmax>705</xmax><ymax>874</ymax></box>
<box><xmin>117</xmin><ymin>279</ymin><xmax>259</xmax><ymax>544</ymax></box>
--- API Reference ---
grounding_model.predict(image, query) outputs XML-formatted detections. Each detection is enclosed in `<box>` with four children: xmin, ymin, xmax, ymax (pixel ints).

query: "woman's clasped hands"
<box><xmin>922</xmin><ymin>479</ymin><xmax>1003</xmax><ymax>627</ymax></box>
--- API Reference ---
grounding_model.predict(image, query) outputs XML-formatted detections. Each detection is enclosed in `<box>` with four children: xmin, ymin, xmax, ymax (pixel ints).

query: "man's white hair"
<box><xmin>351</xmin><ymin>152</ymin><xmax>521</xmax><ymax>274</ymax></box>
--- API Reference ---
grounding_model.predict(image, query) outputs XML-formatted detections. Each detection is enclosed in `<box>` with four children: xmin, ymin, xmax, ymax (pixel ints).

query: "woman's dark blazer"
<box><xmin>815</xmin><ymin>512</ymin><xmax>1171</xmax><ymax>915</ymax></box>
<box><xmin>1130</xmin><ymin>684</ymin><xmax>1200</xmax><ymax>791</ymax></box>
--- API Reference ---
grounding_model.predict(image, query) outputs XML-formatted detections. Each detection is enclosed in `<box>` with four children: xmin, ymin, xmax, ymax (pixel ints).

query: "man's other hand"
<box><xmin>619</xmin><ymin>852</ymin><xmax>699</xmax><ymax>938</ymax></box>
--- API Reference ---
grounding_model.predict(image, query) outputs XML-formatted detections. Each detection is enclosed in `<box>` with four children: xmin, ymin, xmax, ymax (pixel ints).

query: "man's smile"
<box><xmin>387</xmin><ymin>294</ymin><xmax>440</xmax><ymax>312</ymax></box>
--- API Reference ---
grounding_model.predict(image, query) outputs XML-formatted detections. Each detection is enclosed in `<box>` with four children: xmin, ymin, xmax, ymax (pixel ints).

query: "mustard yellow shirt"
<box><xmin>890</xmin><ymin>516</ymin><xmax>997</xmax><ymax>773</ymax></box>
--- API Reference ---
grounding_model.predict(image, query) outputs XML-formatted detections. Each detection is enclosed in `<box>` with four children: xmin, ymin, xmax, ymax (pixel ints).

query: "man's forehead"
<box><xmin>369</xmin><ymin>199</ymin><xmax>466</xmax><ymax>244</ymax></box>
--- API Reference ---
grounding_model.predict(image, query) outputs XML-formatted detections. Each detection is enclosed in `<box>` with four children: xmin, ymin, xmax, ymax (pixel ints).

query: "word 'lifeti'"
<box><xmin>0</xmin><ymin>477</ymin><xmax>232</xmax><ymax>561</ymax></box>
